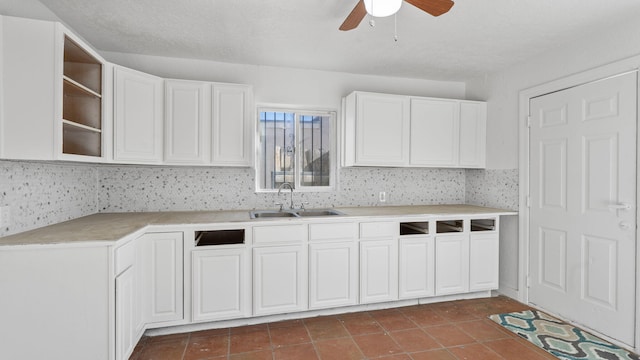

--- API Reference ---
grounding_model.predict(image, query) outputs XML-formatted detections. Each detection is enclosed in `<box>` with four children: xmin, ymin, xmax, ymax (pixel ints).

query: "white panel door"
<box><xmin>140</xmin><ymin>232</ymin><xmax>184</xmax><ymax>325</ymax></box>
<box><xmin>212</xmin><ymin>84</ymin><xmax>252</xmax><ymax>166</ymax></box>
<box><xmin>192</xmin><ymin>248</ymin><xmax>249</xmax><ymax>322</ymax></box>
<box><xmin>165</xmin><ymin>80</ymin><xmax>208</xmax><ymax>164</ymax></box>
<box><xmin>360</xmin><ymin>239</ymin><xmax>398</xmax><ymax>303</ymax></box>
<box><xmin>309</xmin><ymin>242</ymin><xmax>358</xmax><ymax>309</ymax></box>
<box><xmin>355</xmin><ymin>93</ymin><xmax>410</xmax><ymax>166</ymax></box>
<box><xmin>410</xmin><ymin>98</ymin><xmax>458</xmax><ymax>166</ymax></box>
<box><xmin>114</xmin><ymin>66</ymin><xmax>163</xmax><ymax>163</ymax></box>
<box><xmin>435</xmin><ymin>234</ymin><xmax>469</xmax><ymax>295</ymax></box>
<box><xmin>399</xmin><ymin>236</ymin><xmax>435</xmax><ymax>299</ymax></box>
<box><xmin>253</xmin><ymin>245</ymin><xmax>307</xmax><ymax>316</ymax></box>
<box><xmin>529</xmin><ymin>72</ymin><xmax>637</xmax><ymax>346</ymax></box>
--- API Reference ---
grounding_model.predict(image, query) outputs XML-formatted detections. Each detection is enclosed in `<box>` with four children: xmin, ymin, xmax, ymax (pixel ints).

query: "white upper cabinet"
<box><xmin>410</xmin><ymin>98</ymin><xmax>459</xmax><ymax>166</ymax></box>
<box><xmin>212</xmin><ymin>84</ymin><xmax>253</xmax><ymax>166</ymax></box>
<box><xmin>458</xmin><ymin>101</ymin><xmax>487</xmax><ymax>168</ymax></box>
<box><xmin>163</xmin><ymin>81</ymin><xmax>253</xmax><ymax>166</ymax></box>
<box><xmin>164</xmin><ymin>80</ymin><xmax>209</xmax><ymax>164</ymax></box>
<box><xmin>114</xmin><ymin>66</ymin><xmax>164</xmax><ymax>163</ymax></box>
<box><xmin>342</xmin><ymin>91</ymin><xmax>486</xmax><ymax>168</ymax></box>
<box><xmin>343</xmin><ymin>92</ymin><xmax>410</xmax><ymax>166</ymax></box>
<box><xmin>1</xmin><ymin>16</ymin><xmax>106</xmax><ymax>162</ymax></box>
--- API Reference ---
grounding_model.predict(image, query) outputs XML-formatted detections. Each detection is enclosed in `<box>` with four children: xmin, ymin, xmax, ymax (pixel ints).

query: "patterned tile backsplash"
<box><xmin>465</xmin><ymin>169</ymin><xmax>519</xmax><ymax>210</ymax></box>
<box><xmin>0</xmin><ymin>160</ymin><xmax>98</xmax><ymax>237</ymax></box>
<box><xmin>0</xmin><ymin>160</ymin><xmax>519</xmax><ymax>237</ymax></box>
<box><xmin>97</xmin><ymin>166</ymin><xmax>466</xmax><ymax>212</ymax></box>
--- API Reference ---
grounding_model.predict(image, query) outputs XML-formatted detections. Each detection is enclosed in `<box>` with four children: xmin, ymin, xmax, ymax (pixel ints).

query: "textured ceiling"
<box><xmin>36</xmin><ymin>0</ymin><xmax>640</xmax><ymax>81</ymax></box>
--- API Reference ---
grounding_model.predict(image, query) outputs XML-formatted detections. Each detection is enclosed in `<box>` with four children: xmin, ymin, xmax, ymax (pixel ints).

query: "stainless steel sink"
<box><xmin>250</xmin><ymin>210</ymin><xmax>299</xmax><ymax>219</ymax></box>
<box><xmin>249</xmin><ymin>209</ymin><xmax>345</xmax><ymax>219</ymax></box>
<box><xmin>295</xmin><ymin>209</ymin><xmax>345</xmax><ymax>217</ymax></box>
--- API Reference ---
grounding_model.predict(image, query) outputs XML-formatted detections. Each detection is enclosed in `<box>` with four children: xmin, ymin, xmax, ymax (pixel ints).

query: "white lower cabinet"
<box><xmin>115</xmin><ymin>265</ymin><xmax>136</xmax><ymax>360</ymax></box>
<box><xmin>192</xmin><ymin>247</ymin><xmax>250</xmax><ymax>321</ymax></box>
<box><xmin>399</xmin><ymin>236</ymin><xmax>435</xmax><ymax>299</ymax></box>
<box><xmin>435</xmin><ymin>234</ymin><xmax>470</xmax><ymax>295</ymax></box>
<box><xmin>253</xmin><ymin>245</ymin><xmax>308</xmax><ymax>316</ymax></box>
<box><xmin>469</xmin><ymin>233</ymin><xmax>499</xmax><ymax>291</ymax></box>
<box><xmin>309</xmin><ymin>241</ymin><xmax>358</xmax><ymax>309</ymax></box>
<box><xmin>360</xmin><ymin>239</ymin><xmax>398</xmax><ymax>303</ymax></box>
<box><xmin>139</xmin><ymin>232</ymin><xmax>184</xmax><ymax>326</ymax></box>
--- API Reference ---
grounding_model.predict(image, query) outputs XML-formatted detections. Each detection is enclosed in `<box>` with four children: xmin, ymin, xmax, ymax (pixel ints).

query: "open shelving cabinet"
<box><xmin>62</xmin><ymin>35</ymin><xmax>103</xmax><ymax>157</ymax></box>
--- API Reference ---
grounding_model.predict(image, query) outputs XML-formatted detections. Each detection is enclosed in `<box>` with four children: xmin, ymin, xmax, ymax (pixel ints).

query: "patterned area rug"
<box><xmin>489</xmin><ymin>310</ymin><xmax>640</xmax><ymax>360</ymax></box>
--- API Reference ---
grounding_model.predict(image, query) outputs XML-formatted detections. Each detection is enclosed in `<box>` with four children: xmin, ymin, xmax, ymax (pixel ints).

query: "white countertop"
<box><xmin>0</xmin><ymin>205</ymin><xmax>516</xmax><ymax>246</ymax></box>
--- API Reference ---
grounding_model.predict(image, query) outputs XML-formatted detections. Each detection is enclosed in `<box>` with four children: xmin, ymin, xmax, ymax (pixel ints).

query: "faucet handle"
<box><xmin>274</xmin><ymin>203</ymin><xmax>284</xmax><ymax>211</ymax></box>
<box><xmin>299</xmin><ymin>202</ymin><xmax>310</xmax><ymax>210</ymax></box>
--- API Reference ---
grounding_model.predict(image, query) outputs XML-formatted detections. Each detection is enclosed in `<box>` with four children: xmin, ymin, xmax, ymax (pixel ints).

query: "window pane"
<box><xmin>258</xmin><ymin>111</ymin><xmax>295</xmax><ymax>189</ymax></box>
<box><xmin>300</xmin><ymin>114</ymin><xmax>330</xmax><ymax>187</ymax></box>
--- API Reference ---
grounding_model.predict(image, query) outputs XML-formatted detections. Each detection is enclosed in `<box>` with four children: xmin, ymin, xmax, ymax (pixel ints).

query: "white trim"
<box><xmin>518</xmin><ymin>54</ymin><xmax>640</xmax><ymax>352</ymax></box>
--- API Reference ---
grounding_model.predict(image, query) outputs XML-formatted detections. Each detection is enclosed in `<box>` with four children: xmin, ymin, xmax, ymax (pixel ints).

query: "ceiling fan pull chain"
<box><xmin>394</xmin><ymin>13</ymin><xmax>398</xmax><ymax>41</ymax></box>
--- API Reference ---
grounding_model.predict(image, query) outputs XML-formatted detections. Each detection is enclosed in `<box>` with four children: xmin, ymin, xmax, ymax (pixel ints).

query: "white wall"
<box><xmin>103</xmin><ymin>51</ymin><xmax>466</xmax><ymax>110</ymax></box>
<box><xmin>467</xmin><ymin>14</ymin><xmax>640</xmax><ymax>170</ymax></box>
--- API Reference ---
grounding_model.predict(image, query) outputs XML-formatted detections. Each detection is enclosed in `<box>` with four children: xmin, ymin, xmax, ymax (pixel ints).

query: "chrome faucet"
<box><xmin>277</xmin><ymin>182</ymin><xmax>294</xmax><ymax>210</ymax></box>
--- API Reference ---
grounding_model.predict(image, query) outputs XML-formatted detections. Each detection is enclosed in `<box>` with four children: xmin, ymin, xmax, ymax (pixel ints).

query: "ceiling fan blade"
<box><xmin>404</xmin><ymin>0</ymin><xmax>454</xmax><ymax>17</ymax></box>
<box><xmin>339</xmin><ymin>0</ymin><xmax>367</xmax><ymax>31</ymax></box>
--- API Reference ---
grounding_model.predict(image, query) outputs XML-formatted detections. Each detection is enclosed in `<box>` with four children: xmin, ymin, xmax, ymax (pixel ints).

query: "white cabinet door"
<box><xmin>410</xmin><ymin>98</ymin><xmax>458</xmax><ymax>166</ymax></box>
<box><xmin>114</xmin><ymin>66</ymin><xmax>163</xmax><ymax>163</ymax></box>
<box><xmin>469</xmin><ymin>233</ymin><xmax>499</xmax><ymax>291</ymax></box>
<box><xmin>435</xmin><ymin>234</ymin><xmax>469</xmax><ymax>295</ymax></box>
<box><xmin>140</xmin><ymin>232</ymin><xmax>184</xmax><ymax>325</ymax></box>
<box><xmin>164</xmin><ymin>80</ymin><xmax>209</xmax><ymax>164</ymax></box>
<box><xmin>253</xmin><ymin>245</ymin><xmax>307</xmax><ymax>316</ymax></box>
<box><xmin>346</xmin><ymin>92</ymin><xmax>409</xmax><ymax>166</ymax></box>
<box><xmin>360</xmin><ymin>239</ymin><xmax>398</xmax><ymax>303</ymax></box>
<box><xmin>192</xmin><ymin>247</ymin><xmax>250</xmax><ymax>322</ymax></box>
<box><xmin>115</xmin><ymin>266</ymin><xmax>136</xmax><ymax>360</ymax></box>
<box><xmin>211</xmin><ymin>84</ymin><xmax>252</xmax><ymax>166</ymax></box>
<box><xmin>399</xmin><ymin>236</ymin><xmax>435</xmax><ymax>299</ymax></box>
<box><xmin>309</xmin><ymin>241</ymin><xmax>358</xmax><ymax>309</ymax></box>
<box><xmin>458</xmin><ymin>101</ymin><xmax>486</xmax><ymax>168</ymax></box>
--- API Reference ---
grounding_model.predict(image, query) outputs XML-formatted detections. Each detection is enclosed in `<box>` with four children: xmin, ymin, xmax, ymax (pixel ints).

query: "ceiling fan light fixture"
<box><xmin>363</xmin><ymin>0</ymin><xmax>402</xmax><ymax>18</ymax></box>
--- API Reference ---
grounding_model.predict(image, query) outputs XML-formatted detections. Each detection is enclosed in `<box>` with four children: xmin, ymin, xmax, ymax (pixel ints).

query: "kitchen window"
<box><xmin>256</xmin><ymin>108</ymin><xmax>335</xmax><ymax>191</ymax></box>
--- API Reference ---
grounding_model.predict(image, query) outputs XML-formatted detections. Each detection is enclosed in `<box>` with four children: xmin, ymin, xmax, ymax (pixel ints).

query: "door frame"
<box><xmin>518</xmin><ymin>58</ymin><xmax>640</xmax><ymax>350</ymax></box>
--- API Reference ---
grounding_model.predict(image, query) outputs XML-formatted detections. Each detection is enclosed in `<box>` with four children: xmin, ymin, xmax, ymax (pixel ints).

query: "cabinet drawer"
<box><xmin>360</xmin><ymin>221</ymin><xmax>397</xmax><ymax>239</ymax></box>
<box><xmin>114</xmin><ymin>240</ymin><xmax>135</xmax><ymax>275</ymax></box>
<box><xmin>310</xmin><ymin>222</ymin><xmax>358</xmax><ymax>241</ymax></box>
<box><xmin>253</xmin><ymin>224</ymin><xmax>308</xmax><ymax>244</ymax></box>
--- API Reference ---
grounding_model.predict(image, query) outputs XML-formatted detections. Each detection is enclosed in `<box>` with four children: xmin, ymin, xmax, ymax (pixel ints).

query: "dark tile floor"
<box><xmin>130</xmin><ymin>296</ymin><xmax>558</xmax><ymax>360</ymax></box>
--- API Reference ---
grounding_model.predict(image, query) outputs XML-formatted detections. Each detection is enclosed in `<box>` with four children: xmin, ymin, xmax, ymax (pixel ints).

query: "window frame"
<box><xmin>255</xmin><ymin>105</ymin><xmax>337</xmax><ymax>193</ymax></box>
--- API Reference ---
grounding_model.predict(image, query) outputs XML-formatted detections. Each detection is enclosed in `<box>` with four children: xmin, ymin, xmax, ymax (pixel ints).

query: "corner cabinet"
<box><xmin>113</xmin><ymin>66</ymin><xmax>164</xmax><ymax>163</ymax></box>
<box><xmin>342</xmin><ymin>91</ymin><xmax>486</xmax><ymax>168</ymax></box>
<box><xmin>1</xmin><ymin>16</ymin><xmax>107</xmax><ymax>161</ymax></box>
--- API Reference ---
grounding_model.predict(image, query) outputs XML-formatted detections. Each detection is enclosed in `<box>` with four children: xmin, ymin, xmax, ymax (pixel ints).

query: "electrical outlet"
<box><xmin>379</xmin><ymin>191</ymin><xmax>386</xmax><ymax>203</ymax></box>
<box><xmin>0</xmin><ymin>206</ymin><xmax>10</xmax><ymax>228</ymax></box>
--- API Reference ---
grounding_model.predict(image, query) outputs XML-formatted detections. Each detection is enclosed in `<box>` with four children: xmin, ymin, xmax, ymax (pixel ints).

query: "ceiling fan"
<box><xmin>339</xmin><ymin>0</ymin><xmax>454</xmax><ymax>31</ymax></box>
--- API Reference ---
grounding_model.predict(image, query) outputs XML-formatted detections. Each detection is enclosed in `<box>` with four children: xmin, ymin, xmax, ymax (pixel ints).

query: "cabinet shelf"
<box><xmin>62</xmin><ymin>122</ymin><xmax>101</xmax><ymax>157</ymax></box>
<box><xmin>62</xmin><ymin>119</ymin><xmax>101</xmax><ymax>133</ymax></box>
<box><xmin>63</xmin><ymin>36</ymin><xmax>102</xmax><ymax>95</ymax></box>
<box><xmin>63</xmin><ymin>76</ymin><xmax>101</xmax><ymax>98</ymax></box>
<box><xmin>62</xmin><ymin>35</ymin><xmax>103</xmax><ymax>158</ymax></box>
